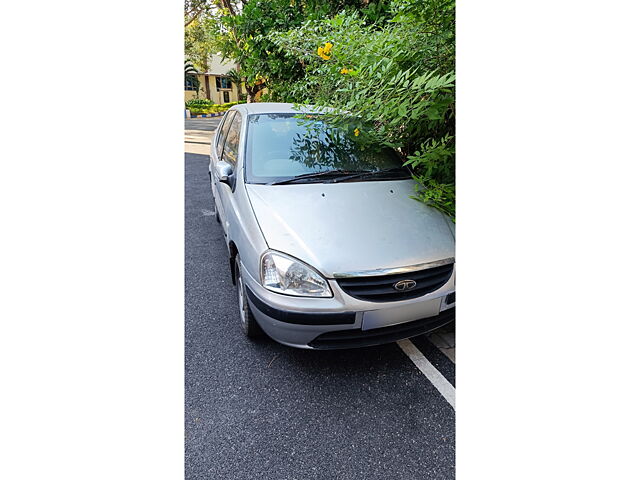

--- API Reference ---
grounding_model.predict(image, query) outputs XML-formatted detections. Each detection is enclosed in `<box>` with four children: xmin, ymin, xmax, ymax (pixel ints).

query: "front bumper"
<box><xmin>242</xmin><ymin>263</ymin><xmax>455</xmax><ymax>350</ymax></box>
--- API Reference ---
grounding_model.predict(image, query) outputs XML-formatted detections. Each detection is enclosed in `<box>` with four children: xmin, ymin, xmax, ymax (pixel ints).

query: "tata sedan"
<box><xmin>209</xmin><ymin>103</ymin><xmax>455</xmax><ymax>349</ymax></box>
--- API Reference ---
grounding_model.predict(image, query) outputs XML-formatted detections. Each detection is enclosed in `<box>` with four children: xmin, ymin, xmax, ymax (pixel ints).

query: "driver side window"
<box><xmin>222</xmin><ymin>112</ymin><xmax>242</xmax><ymax>167</ymax></box>
<box><xmin>216</xmin><ymin>111</ymin><xmax>235</xmax><ymax>159</ymax></box>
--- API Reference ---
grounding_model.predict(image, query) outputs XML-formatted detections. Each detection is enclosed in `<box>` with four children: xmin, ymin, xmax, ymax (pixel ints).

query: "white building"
<box><xmin>185</xmin><ymin>54</ymin><xmax>244</xmax><ymax>104</ymax></box>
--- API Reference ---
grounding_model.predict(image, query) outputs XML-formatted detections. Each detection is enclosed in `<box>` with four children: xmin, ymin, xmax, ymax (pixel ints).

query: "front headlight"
<box><xmin>260</xmin><ymin>250</ymin><xmax>332</xmax><ymax>297</ymax></box>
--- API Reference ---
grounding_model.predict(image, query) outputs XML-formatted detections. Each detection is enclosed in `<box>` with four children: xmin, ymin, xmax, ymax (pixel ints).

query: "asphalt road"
<box><xmin>185</xmin><ymin>117</ymin><xmax>456</xmax><ymax>479</ymax></box>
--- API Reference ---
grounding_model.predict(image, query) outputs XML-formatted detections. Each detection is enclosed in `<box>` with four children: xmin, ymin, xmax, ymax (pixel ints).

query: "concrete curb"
<box><xmin>187</xmin><ymin>112</ymin><xmax>226</xmax><ymax>119</ymax></box>
<box><xmin>193</xmin><ymin>113</ymin><xmax>226</xmax><ymax>118</ymax></box>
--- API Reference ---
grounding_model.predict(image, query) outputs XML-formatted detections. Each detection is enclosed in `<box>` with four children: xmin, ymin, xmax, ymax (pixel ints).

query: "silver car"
<box><xmin>209</xmin><ymin>103</ymin><xmax>455</xmax><ymax>349</ymax></box>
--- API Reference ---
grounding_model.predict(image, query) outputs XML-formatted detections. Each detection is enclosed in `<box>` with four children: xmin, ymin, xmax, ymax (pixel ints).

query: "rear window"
<box><xmin>244</xmin><ymin>113</ymin><xmax>404</xmax><ymax>184</ymax></box>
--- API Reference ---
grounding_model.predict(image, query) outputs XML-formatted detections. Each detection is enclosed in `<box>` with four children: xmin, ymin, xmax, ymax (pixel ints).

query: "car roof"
<box><xmin>231</xmin><ymin>102</ymin><xmax>322</xmax><ymax>115</ymax></box>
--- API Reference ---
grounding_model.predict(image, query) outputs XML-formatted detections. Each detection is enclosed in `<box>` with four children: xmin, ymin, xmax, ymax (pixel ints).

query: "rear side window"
<box><xmin>222</xmin><ymin>112</ymin><xmax>242</xmax><ymax>166</ymax></box>
<box><xmin>216</xmin><ymin>111</ymin><xmax>235</xmax><ymax>158</ymax></box>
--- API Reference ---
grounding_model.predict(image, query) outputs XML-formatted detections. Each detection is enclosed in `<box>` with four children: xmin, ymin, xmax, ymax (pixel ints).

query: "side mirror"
<box><xmin>215</xmin><ymin>161</ymin><xmax>234</xmax><ymax>185</ymax></box>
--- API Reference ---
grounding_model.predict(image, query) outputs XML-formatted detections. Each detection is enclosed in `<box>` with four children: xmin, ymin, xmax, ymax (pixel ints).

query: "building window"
<box><xmin>216</xmin><ymin>76</ymin><xmax>232</xmax><ymax>90</ymax></box>
<box><xmin>185</xmin><ymin>76</ymin><xmax>198</xmax><ymax>91</ymax></box>
<box><xmin>223</xmin><ymin>91</ymin><xmax>230</xmax><ymax>103</ymax></box>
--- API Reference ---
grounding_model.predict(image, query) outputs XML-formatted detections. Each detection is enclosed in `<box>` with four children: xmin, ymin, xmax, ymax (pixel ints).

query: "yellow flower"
<box><xmin>317</xmin><ymin>46</ymin><xmax>330</xmax><ymax>60</ymax></box>
<box><xmin>317</xmin><ymin>42</ymin><xmax>333</xmax><ymax>60</ymax></box>
<box><xmin>354</xmin><ymin>128</ymin><xmax>360</xmax><ymax>137</ymax></box>
<box><xmin>340</xmin><ymin>67</ymin><xmax>354</xmax><ymax>75</ymax></box>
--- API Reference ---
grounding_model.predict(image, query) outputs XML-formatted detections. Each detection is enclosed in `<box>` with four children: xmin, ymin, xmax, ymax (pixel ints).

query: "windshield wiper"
<box><xmin>267</xmin><ymin>169</ymin><xmax>368</xmax><ymax>185</ymax></box>
<box><xmin>327</xmin><ymin>168</ymin><xmax>411</xmax><ymax>183</ymax></box>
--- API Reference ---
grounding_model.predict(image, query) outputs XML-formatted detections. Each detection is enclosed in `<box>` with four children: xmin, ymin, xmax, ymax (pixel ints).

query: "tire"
<box><xmin>235</xmin><ymin>256</ymin><xmax>263</xmax><ymax>338</ymax></box>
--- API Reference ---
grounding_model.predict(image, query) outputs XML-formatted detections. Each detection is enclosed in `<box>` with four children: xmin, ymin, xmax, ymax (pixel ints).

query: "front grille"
<box><xmin>336</xmin><ymin>263</ymin><xmax>454</xmax><ymax>302</ymax></box>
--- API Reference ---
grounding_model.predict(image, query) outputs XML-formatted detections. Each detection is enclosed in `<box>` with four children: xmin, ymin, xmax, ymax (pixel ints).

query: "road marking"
<box><xmin>201</xmin><ymin>209</ymin><xmax>216</xmax><ymax>216</ymax></box>
<box><xmin>397</xmin><ymin>339</ymin><xmax>456</xmax><ymax>410</ymax></box>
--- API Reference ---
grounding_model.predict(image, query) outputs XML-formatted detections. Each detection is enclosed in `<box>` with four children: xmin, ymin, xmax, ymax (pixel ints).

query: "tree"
<box><xmin>270</xmin><ymin>0</ymin><xmax>456</xmax><ymax>217</ymax></box>
<box><xmin>184</xmin><ymin>1</ymin><xmax>243</xmax><ymax>71</ymax></box>
<box><xmin>185</xmin><ymin>16</ymin><xmax>218</xmax><ymax>72</ymax></box>
<box><xmin>209</xmin><ymin>1</ymin><xmax>390</xmax><ymax>102</ymax></box>
<box><xmin>244</xmin><ymin>76</ymin><xmax>266</xmax><ymax>103</ymax></box>
<box><xmin>225</xmin><ymin>68</ymin><xmax>244</xmax><ymax>101</ymax></box>
<box><xmin>190</xmin><ymin>0</ymin><xmax>456</xmax><ymax>216</ymax></box>
<box><xmin>184</xmin><ymin>0</ymin><xmax>216</xmax><ymax>27</ymax></box>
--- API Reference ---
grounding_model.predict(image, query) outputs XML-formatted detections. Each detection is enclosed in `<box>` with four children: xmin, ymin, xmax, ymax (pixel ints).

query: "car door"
<box><xmin>211</xmin><ymin>111</ymin><xmax>235</xmax><ymax>220</ymax></box>
<box><xmin>216</xmin><ymin>111</ymin><xmax>242</xmax><ymax>237</ymax></box>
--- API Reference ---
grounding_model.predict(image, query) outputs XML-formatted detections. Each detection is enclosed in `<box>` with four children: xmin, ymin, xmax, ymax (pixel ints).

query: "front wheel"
<box><xmin>235</xmin><ymin>256</ymin><xmax>263</xmax><ymax>338</ymax></box>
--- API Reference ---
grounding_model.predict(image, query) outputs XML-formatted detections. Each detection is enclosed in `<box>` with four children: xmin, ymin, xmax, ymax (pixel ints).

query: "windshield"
<box><xmin>244</xmin><ymin>113</ymin><xmax>407</xmax><ymax>184</ymax></box>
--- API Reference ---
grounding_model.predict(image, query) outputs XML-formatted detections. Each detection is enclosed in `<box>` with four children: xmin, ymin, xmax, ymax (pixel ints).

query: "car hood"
<box><xmin>245</xmin><ymin>180</ymin><xmax>455</xmax><ymax>277</ymax></box>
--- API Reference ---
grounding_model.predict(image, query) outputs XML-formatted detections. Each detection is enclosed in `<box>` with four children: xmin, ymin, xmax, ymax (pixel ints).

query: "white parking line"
<box><xmin>396</xmin><ymin>339</ymin><xmax>456</xmax><ymax>410</ymax></box>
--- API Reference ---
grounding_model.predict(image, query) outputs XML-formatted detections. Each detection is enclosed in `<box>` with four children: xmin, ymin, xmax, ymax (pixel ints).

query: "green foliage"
<box><xmin>185</xmin><ymin>98</ymin><xmax>245</xmax><ymax>114</ymax></box>
<box><xmin>269</xmin><ymin>0</ymin><xmax>456</xmax><ymax>217</ymax></box>
<box><xmin>185</xmin><ymin>98</ymin><xmax>214</xmax><ymax>109</ymax></box>
<box><xmin>404</xmin><ymin>136</ymin><xmax>455</xmax><ymax>217</ymax></box>
<box><xmin>185</xmin><ymin>16</ymin><xmax>219</xmax><ymax>71</ymax></box>
<box><xmin>220</xmin><ymin>101</ymin><xmax>243</xmax><ymax>108</ymax></box>
<box><xmin>210</xmin><ymin>1</ymin><xmax>395</xmax><ymax>101</ymax></box>
<box><xmin>196</xmin><ymin>0</ymin><xmax>455</xmax><ymax>217</ymax></box>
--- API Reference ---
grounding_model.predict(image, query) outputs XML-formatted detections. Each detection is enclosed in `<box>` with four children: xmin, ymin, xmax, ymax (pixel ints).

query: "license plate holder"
<box><xmin>361</xmin><ymin>297</ymin><xmax>441</xmax><ymax>331</ymax></box>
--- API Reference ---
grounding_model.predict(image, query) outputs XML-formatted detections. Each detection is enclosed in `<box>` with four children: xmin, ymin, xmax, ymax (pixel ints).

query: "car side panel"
<box><xmin>221</xmin><ymin>109</ymin><xmax>268</xmax><ymax>281</ymax></box>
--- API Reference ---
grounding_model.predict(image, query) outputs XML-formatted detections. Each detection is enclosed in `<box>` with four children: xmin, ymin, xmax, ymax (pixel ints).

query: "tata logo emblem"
<box><xmin>394</xmin><ymin>279</ymin><xmax>417</xmax><ymax>291</ymax></box>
